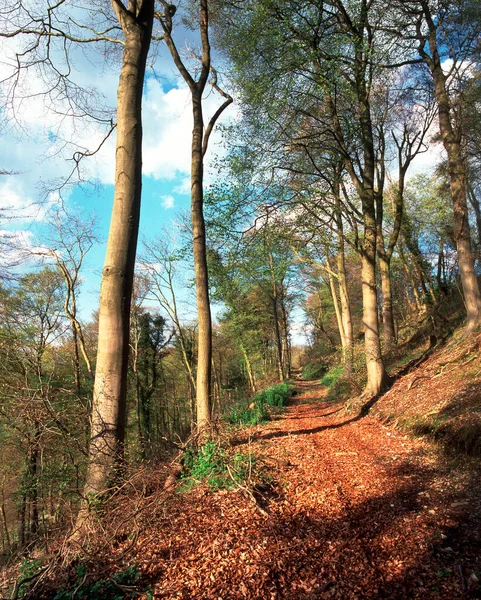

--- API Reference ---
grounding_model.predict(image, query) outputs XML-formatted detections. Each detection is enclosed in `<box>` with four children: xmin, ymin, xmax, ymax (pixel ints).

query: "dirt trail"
<box><xmin>138</xmin><ymin>382</ymin><xmax>481</xmax><ymax>599</ymax></box>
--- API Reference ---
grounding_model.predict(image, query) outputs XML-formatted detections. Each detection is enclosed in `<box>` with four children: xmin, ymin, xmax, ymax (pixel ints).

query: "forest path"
<box><xmin>139</xmin><ymin>382</ymin><xmax>481</xmax><ymax>599</ymax></box>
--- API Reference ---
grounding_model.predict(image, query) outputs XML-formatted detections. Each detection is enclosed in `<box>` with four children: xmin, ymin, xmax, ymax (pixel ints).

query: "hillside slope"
<box><xmin>373</xmin><ymin>330</ymin><xmax>481</xmax><ymax>457</ymax></box>
<box><xmin>13</xmin><ymin>385</ymin><xmax>479</xmax><ymax>598</ymax></box>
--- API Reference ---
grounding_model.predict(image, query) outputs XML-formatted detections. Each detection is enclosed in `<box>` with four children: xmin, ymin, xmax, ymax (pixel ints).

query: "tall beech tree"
<box><xmin>82</xmin><ymin>0</ymin><xmax>155</xmax><ymax>497</ymax></box>
<box><xmin>157</xmin><ymin>0</ymin><xmax>232</xmax><ymax>428</ymax></box>
<box><xmin>374</xmin><ymin>82</ymin><xmax>435</xmax><ymax>350</ymax></box>
<box><xmin>0</xmin><ymin>0</ymin><xmax>155</xmax><ymax>497</ymax></box>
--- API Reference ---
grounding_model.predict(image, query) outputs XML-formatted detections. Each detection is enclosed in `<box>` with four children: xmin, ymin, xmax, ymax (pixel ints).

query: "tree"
<box><xmin>81</xmin><ymin>0</ymin><xmax>155</xmax><ymax>499</ymax></box>
<box><xmin>374</xmin><ymin>79</ymin><xmax>435</xmax><ymax>350</ymax></box>
<box><xmin>157</xmin><ymin>0</ymin><xmax>232</xmax><ymax>428</ymax></box>
<box><xmin>398</xmin><ymin>0</ymin><xmax>481</xmax><ymax>333</ymax></box>
<box><xmin>0</xmin><ymin>0</ymin><xmax>156</xmax><ymax>501</ymax></box>
<box><xmin>44</xmin><ymin>207</ymin><xmax>97</xmax><ymax>392</ymax></box>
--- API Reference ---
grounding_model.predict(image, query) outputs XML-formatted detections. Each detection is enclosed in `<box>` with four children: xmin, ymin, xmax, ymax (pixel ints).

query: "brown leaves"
<box><xmin>27</xmin><ymin>371</ymin><xmax>481</xmax><ymax>599</ymax></box>
<box><xmin>117</xmin><ymin>390</ymin><xmax>481</xmax><ymax>599</ymax></box>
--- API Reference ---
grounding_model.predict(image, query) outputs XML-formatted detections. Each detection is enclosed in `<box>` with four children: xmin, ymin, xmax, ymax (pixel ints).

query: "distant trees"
<box><xmin>0</xmin><ymin>268</ymin><xmax>87</xmax><ymax>547</ymax></box>
<box><xmin>207</xmin><ymin>189</ymin><xmax>298</xmax><ymax>387</ymax></box>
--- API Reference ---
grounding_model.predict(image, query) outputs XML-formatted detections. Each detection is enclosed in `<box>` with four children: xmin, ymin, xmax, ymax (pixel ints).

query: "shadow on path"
<box><xmin>252</xmin><ymin>395</ymin><xmax>381</xmax><ymax>443</ymax></box>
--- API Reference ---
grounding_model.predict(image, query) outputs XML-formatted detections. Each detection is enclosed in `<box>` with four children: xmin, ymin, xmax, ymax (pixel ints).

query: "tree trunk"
<box><xmin>379</xmin><ymin>254</ymin><xmax>396</xmax><ymax>351</ymax></box>
<box><xmin>451</xmin><ymin>164</ymin><xmax>481</xmax><ymax>331</ymax></box>
<box><xmin>29</xmin><ymin>421</ymin><xmax>40</xmax><ymax>536</ymax></box>
<box><xmin>271</xmin><ymin>295</ymin><xmax>285</xmax><ymax>381</ymax></box>
<box><xmin>335</xmin><ymin>187</ymin><xmax>354</xmax><ymax>378</ymax></box>
<box><xmin>18</xmin><ymin>491</ymin><xmax>26</xmax><ymax>546</ymax></box>
<box><xmin>326</xmin><ymin>37</ymin><xmax>389</xmax><ymax>396</ymax></box>
<box><xmin>81</xmin><ymin>3</ymin><xmax>153</xmax><ymax>498</ymax></box>
<box><xmin>327</xmin><ymin>270</ymin><xmax>345</xmax><ymax>351</ymax></box>
<box><xmin>72</xmin><ymin>323</ymin><xmax>81</xmax><ymax>393</ymax></box>
<box><xmin>425</xmin><ymin>15</ymin><xmax>481</xmax><ymax>333</ymax></box>
<box><xmin>279</xmin><ymin>290</ymin><xmax>291</xmax><ymax>378</ymax></box>
<box><xmin>268</xmin><ymin>252</ymin><xmax>285</xmax><ymax>381</ymax></box>
<box><xmin>358</xmin><ymin>85</ymin><xmax>390</xmax><ymax>396</ymax></box>
<box><xmin>468</xmin><ymin>185</ymin><xmax>481</xmax><ymax>257</ymax></box>
<box><xmin>1</xmin><ymin>505</ymin><xmax>9</xmax><ymax>550</ymax></box>
<box><xmin>241</xmin><ymin>343</ymin><xmax>256</xmax><ymax>393</ymax></box>
<box><xmin>158</xmin><ymin>0</ymin><xmax>232</xmax><ymax>431</ymax></box>
<box><xmin>191</xmin><ymin>93</ymin><xmax>212</xmax><ymax>428</ymax></box>
<box><xmin>0</xmin><ymin>480</ymin><xmax>10</xmax><ymax>549</ymax></box>
<box><xmin>361</xmin><ymin>229</ymin><xmax>390</xmax><ymax>396</ymax></box>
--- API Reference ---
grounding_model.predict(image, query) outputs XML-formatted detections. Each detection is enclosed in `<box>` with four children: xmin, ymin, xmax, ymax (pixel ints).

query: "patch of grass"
<box><xmin>321</xmin><ymin>366</ymin><xmax>344</xmax><ymax>387</ymax></box>
<box><xmin>435</xmin><ymin>568</ymin><xmax>451</xmax><ymax>579</ymax></box>
<box><xmin>226</xmin><ymin>401</ymin><xmax>269</xmax><ymax>426</ymax></box>
<box><xmin>301</xmin><ymin>363</ymin><xmax>327</xmax><ymax>380</ymax></box>
<box><xmin>225</xmin><ymin>382</ymin><xmax>294</xmax><ymax>426</ymax></box>
<box><xmin>256</xmin><ymin>381</ymin><xmax>294</xmax><ymax>408</ymax></box>
<box><xmin>180</xmin><ymin>439</ymin><xmax>255</xmax><ymax>491</ymax></box>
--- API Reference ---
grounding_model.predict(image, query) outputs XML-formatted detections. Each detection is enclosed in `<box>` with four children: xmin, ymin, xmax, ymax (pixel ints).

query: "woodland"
<box><xmin>0</xmin><ymin>0</ymin><xmax>481</xmax><ymax>598</ymax></box>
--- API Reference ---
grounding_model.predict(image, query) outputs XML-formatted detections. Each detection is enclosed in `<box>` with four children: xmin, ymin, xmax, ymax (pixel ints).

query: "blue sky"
<box><xmin>0</xmin><ymin>33</ymin><xmax>232</xmax><ymax>319</ymax></box>
<box><xmin>0</xmin><ymin>7</ymin><xmax>445</xmax><ymax>346</ymax></box>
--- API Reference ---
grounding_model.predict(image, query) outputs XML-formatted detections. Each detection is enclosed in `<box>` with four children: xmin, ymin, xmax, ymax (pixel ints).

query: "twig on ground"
<box><xmin>225</xmin><ymin>464</ymin><xmax>269</xmax><ymax>517</ymax></box>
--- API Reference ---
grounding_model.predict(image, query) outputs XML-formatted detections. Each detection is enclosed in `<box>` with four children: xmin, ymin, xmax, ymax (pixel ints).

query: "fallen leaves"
<box><xmin>24</xmin><ymin>372</ymin><xmax>481</xmax><ymax>600</ymax></box>
<box><xmin>118</xmin><ymin>386</ymin><xmax>481</xmax><ymax>599</ymax></box>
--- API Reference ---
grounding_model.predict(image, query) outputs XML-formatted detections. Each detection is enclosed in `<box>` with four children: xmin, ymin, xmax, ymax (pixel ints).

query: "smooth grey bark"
<box><xmin>81</xmin><ymin>0</ymin><xmax>154</xmax><ymax>499</ymax></box>
<box><xmin>334</xmin><ymin>181</ymin><xmax>354</xmax><ymax>377</ymax></box>
<box><xmin>323</xmin><ymin>1</ymin><xmax>389</xmax><ymax>396</ymax></box>
<box><xmin>329</xmin><ymin>99</ymin><xmax>389</xmax><ymax>395</ymax></box>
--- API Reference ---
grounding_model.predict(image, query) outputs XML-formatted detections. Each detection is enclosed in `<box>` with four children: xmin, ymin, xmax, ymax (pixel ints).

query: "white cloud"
<box><xmin>173</xmin><ymin>177</ymin><xmax>191</xmax><ymax>196</ymax></box>
<box><xmin>409</xmin><ymin>140</ymin><xmax>444</xmax><ymax>176</ymax></box>
<box><xmin>161</xmin><ymin>194</ymin><xmax>175</xmax><ymax>209</ymax></box>
<box><xmin>0</xmin><ymin>30</ymin><xmax>235</xmax><ymax>249</ymax></box>
<box><xmin>142</xmin><ymin>78</ymin><xmax>234</xmax><ymax>183</ymax></box>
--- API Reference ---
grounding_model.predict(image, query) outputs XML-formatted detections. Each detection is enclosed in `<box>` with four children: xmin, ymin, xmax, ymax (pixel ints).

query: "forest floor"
<box><xmin>3</xmin><ymin>335</ymin><xmax>481</xmax><ymax>599</ymax></box>
<box><xmin>119</xmin><ymin>378</ymin><xmax>481</xmax><ymax>600</ymax></box>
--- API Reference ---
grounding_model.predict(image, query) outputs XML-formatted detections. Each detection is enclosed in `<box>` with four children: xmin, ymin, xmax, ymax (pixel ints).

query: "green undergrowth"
<box><xmin>321</xmin><ymin>365</ymin><xmax>344</xmax><ymax>387</ymax></box>
<box><xmin>301</xmin><ymin>363</ymin><xmax>327</xmax><ymax>380</ymax></box>
<box><xmin>52</xmin><ymin>564</ymin><xmax>147</xmax><ymax>599</ymax></box>
<box><xmin>320</xmin><ymin>365</ymin><xmax>361</xmax><ymax>402</ymax></box>
<box><xmin>225</xmin><ymin>381</ymin><xmax>294</xmax><ymax>426</ymax></box>
<box><xmin>180</xmin><ymin>439</ymin><xmax>255</xmax><ymax>491</ymax></box>
<box><xmin>15</xmin><ymin>558</ymin><xmax>43</xmax><ymax>598</ymax></box>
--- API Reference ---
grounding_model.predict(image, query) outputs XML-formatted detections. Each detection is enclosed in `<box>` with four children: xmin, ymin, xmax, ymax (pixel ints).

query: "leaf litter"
<box><xmin>122</xmin><ymin>379</ymin><xmax>481</xmax><ymax>599</ymax></box>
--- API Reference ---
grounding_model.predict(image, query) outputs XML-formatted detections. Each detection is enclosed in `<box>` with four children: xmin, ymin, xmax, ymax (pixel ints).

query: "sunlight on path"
<box><xmin>140</xmin><ymin>381</ymin><xmax>481</xmax><ymax>599</ymax></box>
